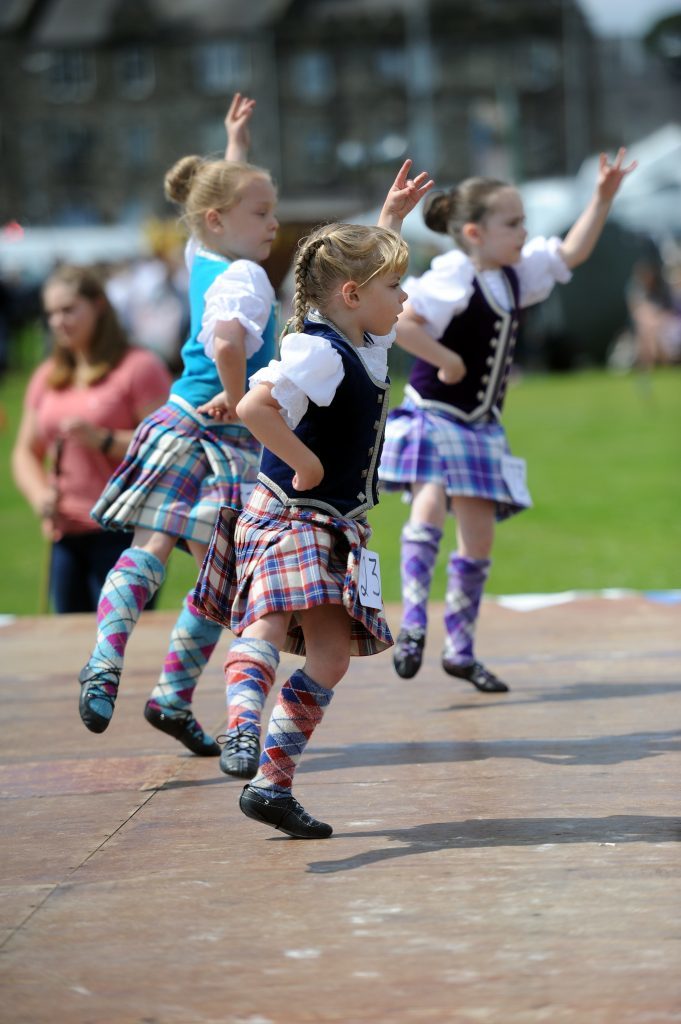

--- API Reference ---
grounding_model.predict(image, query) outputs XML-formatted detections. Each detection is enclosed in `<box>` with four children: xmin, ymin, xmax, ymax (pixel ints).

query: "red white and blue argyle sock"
<box><xmin>400</xmin><ymin>521</ymin><xmax>443</xmax><ymax>635</ymax></box>
<box><xmin>443</xmin><ymin>554</ymin><xmax>490</xmax><ymax>666</ymax></box>
<box><xmin>224</xmin><ymin>637</ymin><xmax>280</xmax><ymax>737</ymax></box>
<box><xmin>250</xmin><ymin>669</ymin><xmax>334</xmax><ymax>798</ymax></box>
<box><xmin>146</xmin><ymin>590</ymin><xmax>222</xmax><ymax>745</ymax></box>
<box><xmin>84</xmin><ymin>547</ymin><xmax>165</xmax><ymax>720</ymax></box>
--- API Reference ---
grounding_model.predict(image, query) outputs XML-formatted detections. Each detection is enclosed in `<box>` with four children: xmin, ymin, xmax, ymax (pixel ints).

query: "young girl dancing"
<box><xmin>77</xmin><ymin>94</ymin><xmax>279</xmax><ymax>755</ymax></box>
<box><xmin>195</xmin><ymin>160</ymin><xmax>433</xmax><ymax>837</ymax></box>
<box><xmin>379</xmin><ymin>149</ymin><xmax>636</xmax><ymax>692</ymax></box>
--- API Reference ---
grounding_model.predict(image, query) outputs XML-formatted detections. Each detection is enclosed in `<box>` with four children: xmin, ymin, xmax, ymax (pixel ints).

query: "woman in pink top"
<box><xmin>12</xmin><ymin>264</ymin><xmax>171</xmax><ymax>613</ymax></box>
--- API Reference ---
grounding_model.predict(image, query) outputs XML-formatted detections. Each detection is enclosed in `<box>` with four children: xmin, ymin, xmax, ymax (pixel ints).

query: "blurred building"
<box><xmin>1</xmin><ymin>0</ymin><xmax>603</xmax><ymax>234</ymax></box>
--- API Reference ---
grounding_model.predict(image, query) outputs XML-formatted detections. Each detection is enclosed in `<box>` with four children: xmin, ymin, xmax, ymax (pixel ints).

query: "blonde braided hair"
<box><xmin>288</xmin><ymin>223</ymin><xmax>409</xmax><ymax>334</ymax></box>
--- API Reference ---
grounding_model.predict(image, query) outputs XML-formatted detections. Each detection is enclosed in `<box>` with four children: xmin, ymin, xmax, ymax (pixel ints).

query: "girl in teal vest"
<box><xmin>78</xmin><ymin>94</ymin><xmax>278</xmax><ymax>755</ymax></box>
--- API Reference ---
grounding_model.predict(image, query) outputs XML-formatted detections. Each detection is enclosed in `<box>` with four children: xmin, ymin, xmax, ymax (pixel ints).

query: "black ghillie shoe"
<box><xmin>144</xmin><ymin>701</ymin><xmax>220</xmax><ymax>756</ymax></box>
<box><xmin>441</xmin><ymin>658</ymin><xmax>509</xmax><ymax>693</ymax></box>
<box><xmin>78</xmin><ymin>663</ymin><xmax>121</xmax><ymax>733</ymax></box>
<box><xmin>218</xmin><ymin>728</ymin><xmax>261</xmax><ymax>778</ymax></box>
<box><xmin>239</xmin><ymin>785</ymin><xmax>333</xmax><ymax>839</ymax></box>
<box><xmin>393</xmin><ymin>628</ymin><xmax>426</xmax><ymax>679</ymax></box>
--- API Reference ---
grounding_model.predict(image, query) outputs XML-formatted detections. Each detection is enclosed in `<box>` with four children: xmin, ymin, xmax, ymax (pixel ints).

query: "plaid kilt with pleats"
<box><xmin>378</xmin><ymin>393</ymin><xmax>531</xmax><ymax>521</ymax></box>
<box><xmin>194</xmin><ymin>483</ymin><xmax>393</xmax><ymax>657</ymax></box>
<box><xmin>91</xmin><ymin>397</ymin><xmax>261</xmax><ymax>545</ymax></box>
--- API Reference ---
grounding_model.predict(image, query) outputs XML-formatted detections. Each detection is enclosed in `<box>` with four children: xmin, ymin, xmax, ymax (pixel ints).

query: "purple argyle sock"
<box><xmin>400</xmin><ymin>521</ymin><xmax>442</xmax><ymax>635</ymax></box>
<box><xmin>443</xmin><ymin>554</ymin><xmax>491</xmax><ymax>666</ymax></box>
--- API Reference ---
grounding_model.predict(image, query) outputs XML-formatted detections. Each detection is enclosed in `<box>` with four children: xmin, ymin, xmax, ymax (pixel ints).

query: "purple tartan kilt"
<box><xmin>378</xmin><ymin>398</ymin><xmax>531</xmax><ymax>522</ymax></box>
<box><xmin>91</xmin><ymin>398</ymin><xmax>261</xmax><ymax>545</ymax></box>
<box><xmin>193</xmin><ymin>483</ymin><xmax>393</xmax><ymax>657</ymax></box>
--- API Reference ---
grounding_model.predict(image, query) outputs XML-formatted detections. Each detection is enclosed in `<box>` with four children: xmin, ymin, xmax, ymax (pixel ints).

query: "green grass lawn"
<box><xmin>1</xmin><ymin>338</ymin><xmax>679</xmax><ymax>615</ymax></box>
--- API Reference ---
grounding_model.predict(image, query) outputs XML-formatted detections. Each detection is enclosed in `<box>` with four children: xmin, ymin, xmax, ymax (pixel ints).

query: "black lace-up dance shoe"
<box><xmin>239</xmin><ymin>785</ymin><xmax>333</xmax><ymax>839</ymax></box>
<box><xmin>218</xmin><ymin>728</ymin><xmax>261</xmax><ymax>778</ymax></box>
<box><xmin>144</xmin><ymin>701</ymin><xmax>220</xmax><ymax>755</ymax></box>
<box><xmin>78</xmin><ymin>663</ymin><xmax>121</xmax><ymax>733</ymax></box>
<box><xmin>393</xmin><ymin>628</ymin><xmax>426</xmax><ymax>679</ymax></box>
<box><xmin>441</xmin><ymin>658</ymin><xmax>509</xmax><ymax>693</ymax></box>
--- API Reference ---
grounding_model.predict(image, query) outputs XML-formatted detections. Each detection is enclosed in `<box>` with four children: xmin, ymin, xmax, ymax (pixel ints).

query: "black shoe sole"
<box><xmin>144</xmin><ymin>703</ymin><xmax>220</xmax><ymax>756</ymax></box>
<box><xmin>239</xmin><ymin>786</ymin><xmax>333</xmax><ymax>839</ymax></box>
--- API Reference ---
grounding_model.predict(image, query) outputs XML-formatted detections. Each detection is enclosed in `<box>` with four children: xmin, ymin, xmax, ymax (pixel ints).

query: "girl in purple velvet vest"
<box><xmin>380</xmin><ymin>150</ymin><xmax>636</xmax><ymax>692</ymax></box>
<box><xmin>195</xmin><ymin>161</ymin><xmax>433</xmax><ymax>838</ymax></box>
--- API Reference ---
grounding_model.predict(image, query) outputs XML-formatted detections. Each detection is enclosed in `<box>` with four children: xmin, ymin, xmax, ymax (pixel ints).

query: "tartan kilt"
<box><xmin>378</xmin><ymin>394</ymin><xmax>531</xmax><ymax>522</ymax></box>
<box><xmin>91</xmin><ymin>397</ymin><xmax>261</xmax><ymax>545</ymax></box>
<box><xmin>194</xmin><ymin>483</ymin><xmax>393</xmax><ymax>657</ymax></box>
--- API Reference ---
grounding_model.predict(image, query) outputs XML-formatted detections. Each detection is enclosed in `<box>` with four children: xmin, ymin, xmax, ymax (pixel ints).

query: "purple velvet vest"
<box><xmin>407</xmin><ymin>266</ymin><xmax>521</xmax><ymax>422</ymax></box>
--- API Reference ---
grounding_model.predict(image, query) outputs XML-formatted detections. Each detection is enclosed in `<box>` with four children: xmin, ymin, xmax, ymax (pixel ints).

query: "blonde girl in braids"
<box><xmin>195</xmin><ymin>160</ymin><xmax>433</xmax><ymax>839</ymax></box>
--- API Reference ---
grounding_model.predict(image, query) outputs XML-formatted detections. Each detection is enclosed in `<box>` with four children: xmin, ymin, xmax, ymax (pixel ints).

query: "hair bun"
<box><xmin>423</xmin><ymin>189</ymin><xmax>456</xmax><ymax>234</ymax></box>
<box><xmin>164</xmin><ymin>155</ymin><xmax>203</xmax><ymax>205</ymax></box>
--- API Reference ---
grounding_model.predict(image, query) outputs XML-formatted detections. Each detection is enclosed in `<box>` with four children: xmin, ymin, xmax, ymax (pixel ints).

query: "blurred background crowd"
<box><xmin>1</xmin><ymin>0</ymin><xmax>680</xmax><ymax>378</ymax></box>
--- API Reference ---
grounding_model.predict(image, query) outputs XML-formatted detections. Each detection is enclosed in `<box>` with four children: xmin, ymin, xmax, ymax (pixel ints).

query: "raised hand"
<box><xmin>596</xmin><ymin>148</ymin><xmax>637</xmax><ymax>202</ymax></box>
<box><xmin>225</xmin><ymin>92</ymin><xmax>257</xmax><ymax>162</ymax></box>
<box><xmin>378</xmin><ymin>159</ymin><xmax>435</xmax><ymax>231</ymax></box>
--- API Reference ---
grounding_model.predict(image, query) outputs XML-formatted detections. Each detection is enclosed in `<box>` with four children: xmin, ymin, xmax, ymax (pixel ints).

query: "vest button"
<box><xmin>486</xmin><ymin>356</ymin><xmax>494</xmax><ymax>366</ymax></box>
<box><xmin>494</xmin><ymin>320</ymin><xmax>502</xmax><ymax>329</ymax></box>
<box><xmin>373</xmin><ymin>420</ymin><xmax>380</xmax><ymax>430</ymax></box>
<box><xmin>361</xmin><ymin>469</ymin><xmax>368</xmax><ymax>478</ymax></box>
<box><xmin>490</xmin><ymin>339</ymin><xmax>498</xmax><ymax>349</ymax></box>
<box><xmin>368</xmin><ymin>446</ymin><xmax>374</xmax><ymax>456</ymax></box>
<box><xmin>476</xmin><ymin>390</ymin><xmax>484</xmax><ymax>400</ymax></box>
<box><xmin>481</xmin><ymin>374</ymin><xmax>489</xmax><ymax>384</ymax></box>
<box><xmin>377</xmin><ymin>393</ymin><xmax>383</xmax><ymax>403</ymax></box>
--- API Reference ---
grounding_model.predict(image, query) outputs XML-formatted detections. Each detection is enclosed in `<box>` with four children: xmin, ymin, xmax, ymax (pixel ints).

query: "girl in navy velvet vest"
<box><xmin>195</xmin><ymin>161</ymin><xmax>433</xmax><ymax>838</ymax></box>
<box><xmin>77</xmin><ymin>95</ymin><xmax>278</xmax><ymax>755</ymax></box>
<box><xmin>380</xmin><ymin>150</ymin><xmax>636</xmax><ymax>692</ymax></box>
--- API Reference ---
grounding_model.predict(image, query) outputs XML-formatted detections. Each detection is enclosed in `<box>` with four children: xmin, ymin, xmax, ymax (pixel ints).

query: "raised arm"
<box><xmin>559</xmin><ymin>148</ymin><xmax>637</xmax><ymax>269</ymax></box>
<box><xmin>224</xmin><ymin>92</ymin><xmax>257</xmax><ymax>163</ymax></box>
<box><xmin>237</xmin><ymin>384</ymin><xmax>324</xmax><ymax>491</ymax></box>
<box><xmin>378</xmin><ymin>159</ymin><xmax>434</xmax><ymax>232</ymax></box>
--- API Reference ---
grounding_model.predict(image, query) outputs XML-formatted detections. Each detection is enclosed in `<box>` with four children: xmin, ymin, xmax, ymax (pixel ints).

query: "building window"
<box><xmin>194</xmin><ymin>42</ymin><xmax>251</xmax><ymax>95</ymax></box>
<box><xmin>290</xmin><ymin>52</ymin><xmax>335</xmax><ymax>102</ymax></box>
<box><xmin>124</xmin><ymin>121</ymin><xmax>154</xmax><ymax>169</ymax></box>
<box><xmin>375</xmin><ymin>48</ymin><xmax>406</xmax><ymax>82</ymax></box>
<box><xmin>116</xmin><ymin>47</ymin><xmax>155</xmax><ymax>100</ymax></box>
<box><xmin>46</xmin><ymin>50</ymin><xmax>96</xmax><ymax>103</ymax></box>
<box><xmin>53</xmin><ymin>122</ymin><xmax>95</xmax><ymax>178</ymax></box>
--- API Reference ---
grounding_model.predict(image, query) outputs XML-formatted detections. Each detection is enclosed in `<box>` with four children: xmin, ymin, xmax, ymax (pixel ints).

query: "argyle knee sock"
<box><xmin>250</xmin><ymin>669</ymin><xmax>334</xmax><ymax>798</ymax></box>
<box><xmin>224</xmin><ymin>637</ymin><xmax>280</xmax><ymax>737</ymax></box>
<box><xmin>82</xmin><ymin>547</ymin><xmax>165</xmax><ymax>721</ymax></box>
<box><xmin>145</xmin><ymin>590</ymin><xmax>222</xmax><ymax>747</ymax></box>
<box><xmin>400</xmin><ymin>521</ymin><xmax>443</xmax><ymax>635</ymax></box>
<box><xmin>443</xmin><ymin>554</ymin><xmax>491</xmax><ymax>666</ymax></box>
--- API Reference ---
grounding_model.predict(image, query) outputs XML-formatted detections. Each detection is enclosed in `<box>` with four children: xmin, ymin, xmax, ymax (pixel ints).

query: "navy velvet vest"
<box><xmin>258</xmin><ymin>317</ymin><xmax>390</xmax><ymax>519</ymax></box>
<box><xmin>408</xmin><ymin>266</ymin><xmax>521</xmax><ymax>422</ymax></box>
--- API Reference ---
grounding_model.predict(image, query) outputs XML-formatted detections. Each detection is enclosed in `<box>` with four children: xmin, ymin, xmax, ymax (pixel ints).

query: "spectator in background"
<box><xmin>627</xmin><ymin>256</ymin><xmax>681</xmax><ymax>368</ymax></box>
<box><xmin>11</xmin><ymin>264</ymin><xmax>171</xmax><ymax>613</ymax></box>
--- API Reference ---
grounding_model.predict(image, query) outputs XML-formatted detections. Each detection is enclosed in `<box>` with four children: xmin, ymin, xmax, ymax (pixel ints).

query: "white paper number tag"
<box><xmin>358</xmin><ymin>548</ymin><xmax>383</xmax><ymax>609</ymax></box>
<box><xmin>500</xmin><ymin>455</ymin><xmax>532</xmax><ymax>507</ymax></box>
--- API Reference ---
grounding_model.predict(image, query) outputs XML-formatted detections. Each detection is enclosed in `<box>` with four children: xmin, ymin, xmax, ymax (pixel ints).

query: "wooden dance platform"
<box><xmin>1</xmin><ymin>596</ymin><xmax>680</xmax><ymax>1023</ymax></box>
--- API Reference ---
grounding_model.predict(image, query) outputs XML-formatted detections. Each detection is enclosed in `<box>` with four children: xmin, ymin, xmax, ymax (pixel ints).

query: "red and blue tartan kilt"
<box><xmin>378</xmin><ymin>394</ymin><xmax>531</xmax><ymax>521</ymax></box>
<box><xmin>91</xmin><ymin>396</ymin><xmax>261</xmax><ymax>545</ymax></box>
<box><xmin>194</xmin><ymin>483</ymin><xmax>393</xmax><ymax>657</ymax></box>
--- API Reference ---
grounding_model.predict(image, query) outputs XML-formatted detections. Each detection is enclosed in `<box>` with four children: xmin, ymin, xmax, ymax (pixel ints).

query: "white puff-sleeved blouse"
<box><xmin>404</xmin><ymin>237</ymin><xmax>572</xmax><ymax>339</ymax></box>
<box><xmin>193</xmin><ymin>250</ymin><xmax>275</xmax><ymax>360</ymax></box>
<box><xmin>249</xmin><ymin>322</ymin><xmax>395</xmax><ymax>429</ymax></box>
